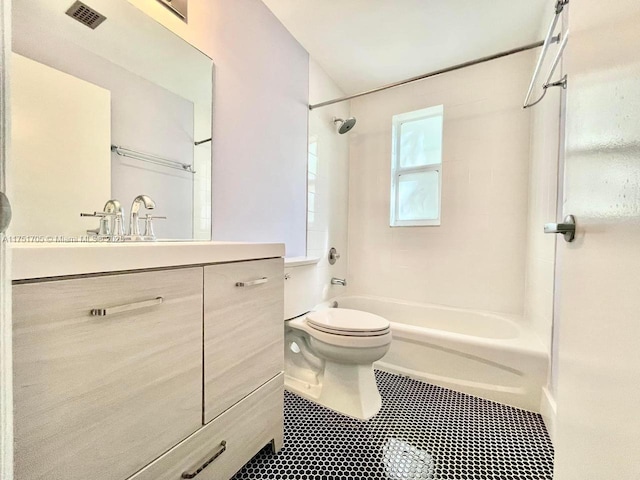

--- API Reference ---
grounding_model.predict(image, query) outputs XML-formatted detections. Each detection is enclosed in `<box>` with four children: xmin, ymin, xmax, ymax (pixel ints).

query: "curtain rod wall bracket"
<box><xmin>545</xmin><ymin>75</ymin><xmax>568</xmax><ymax>90</ymax></box>
<box><xmin>556</xmin><ymin>0</ymin><xmax>569</xmax><ymax>15</ymax></box>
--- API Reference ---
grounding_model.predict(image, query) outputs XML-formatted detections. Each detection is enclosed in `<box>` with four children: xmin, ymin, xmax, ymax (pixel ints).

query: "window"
<box><xmin>390</xmin><ymin>105</ymin><xmax>443</xmax><ymax>226</ymax></box>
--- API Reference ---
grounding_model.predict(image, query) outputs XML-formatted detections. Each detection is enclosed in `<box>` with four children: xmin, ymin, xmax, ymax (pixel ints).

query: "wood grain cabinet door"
<box><xmin>13</xmin><ymin>268</ymin><xmax>204</xmax><ymax>480</ymax></box>
<box><xmin>129</xmin><ymin>374</ymin><xmax>284</xmax><ymax>480</ymax></box>
<box><xmin>204</xmin><ymin>258</ymin><xmax>284</xmax><ymax>423</ymax></box>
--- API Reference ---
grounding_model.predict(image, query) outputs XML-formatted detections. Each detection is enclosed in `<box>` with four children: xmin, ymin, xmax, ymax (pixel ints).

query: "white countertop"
<box><xmin>10</xmin><ymin>241</ymin><xmax>285</xmax><ymax>281</ymax></box>
<box><xmin>284</xmin><ymin>256</ymin><xmax>321</xmax><ymax>267</ymax></box>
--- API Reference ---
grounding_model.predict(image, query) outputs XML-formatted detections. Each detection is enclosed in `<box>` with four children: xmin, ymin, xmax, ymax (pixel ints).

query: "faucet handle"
<box><xmin>328</xmin><ymin>247</ymin><xmax>341</xmax><ymax>265</ymax></box>
<box><xmin>81</xmin><ymin>211</ymin><xmax>127</xmax><ymax>237</ymax></box>
<box><xmin>113</xmin><ymin>212</ymin><xmax>125</xmax><ymax>237</ymax></box>
<box><xmin>143</xmin><ymin>214</ymin><xmax>166</xmax><ymax>240</ymax></box>
<box><xmin>80</xmin><ymin>211</ymin><xmax>107</xmax><ymax>218</ymax></box>
<box><xmin>80</xmin><ymin>212</ymin><xmax>111</xmax><ymax>236</ymax></box>
<box><xmin>81</xmin><ymin>211</ymin><xmax>123</xmax><ymax>219</ymax></box>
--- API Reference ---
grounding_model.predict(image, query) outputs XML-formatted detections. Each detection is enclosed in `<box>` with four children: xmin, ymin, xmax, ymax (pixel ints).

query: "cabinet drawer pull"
<box><xmin>235</xmin><ymin>277</ymin><xmax>268</xmax><ymax>287</ymax></box>
<box><xmin>181</xmin><ymin>440</ymin><xmax>227</xmax><ymax>479</ymax></box>
<box><xmin>90</xmin><ymin>297</ymin><xmax>164</xmax><ymax>317</ymax></box>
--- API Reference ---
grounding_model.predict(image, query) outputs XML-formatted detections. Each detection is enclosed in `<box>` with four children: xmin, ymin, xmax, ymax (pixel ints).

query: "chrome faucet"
<box><xmin>103</xmin><ymin>199</ymin><xmax>124</xmax><ymax>237</ymax></box>
<box><xmin>80</xmin><ymin>199</ymin><xmax>124</xmax><ymax>238</ymax></box>
<box><xmin>129</xmin><ymin>195</ymin><xmax>156</xmax><ymax>237</ymax></box>
<box><xmin>81</xmin><ymin>196</ymin><xmax>162</xmax><ymax>241</ymax></box>
<box><xmin>331</xmin><ymin>277</ymin><xmax>347</xmax><ymax>286</ymax></box>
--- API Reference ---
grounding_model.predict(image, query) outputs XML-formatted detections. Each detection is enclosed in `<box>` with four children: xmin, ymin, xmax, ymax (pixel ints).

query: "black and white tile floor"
<box><xmin>232</xmin><ymin>370</ymin><xmax>554</xmax><ymax>480</ymax></box>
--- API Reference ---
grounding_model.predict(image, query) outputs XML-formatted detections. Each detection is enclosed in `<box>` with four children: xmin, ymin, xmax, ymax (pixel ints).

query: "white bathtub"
<box><xmin>320</xmin><ymin>295</ymin><xmax>548</xmax><ymax>412</ymax></box>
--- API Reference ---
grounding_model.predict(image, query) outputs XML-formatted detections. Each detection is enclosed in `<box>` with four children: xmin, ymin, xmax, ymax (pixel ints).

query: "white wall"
<box><xmin>9</xmin><ymin>54</ymin><xmax>111</xmax><ymax>237</ymax></box>
<box><xmin>128</xmin><ymin>0</ymin><xmax>309</xmax><ymax>256</ymax></box>
<box><xmin>523</xmin><ymin>4</ymin><xmax>564</xmax><ymax>442</ymax></box>
<box><xmin>524</xmin><ymin>9</ymin><xmax>562</xmax><ymax>361</ymax></box>
<box><xmin>348</xmin><ymin>52</ymin><xmax>534</xmax><ymax>315</ymax></box>
<box><xmin>306</xmin><ymin>59</ymin><xmax>350</xmax><ymax>302</ymax></box>
<box><xmin>193</xmin><ymin>105</ymin><xmax>212</xmax><ymax>240</ymax></box>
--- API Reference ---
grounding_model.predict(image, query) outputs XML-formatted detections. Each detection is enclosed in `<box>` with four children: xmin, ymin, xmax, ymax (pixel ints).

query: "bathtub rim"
<box><xmin>315</xmin><ymin>294</ymin><xmax>546</xmax><ymax>355</ymax></box>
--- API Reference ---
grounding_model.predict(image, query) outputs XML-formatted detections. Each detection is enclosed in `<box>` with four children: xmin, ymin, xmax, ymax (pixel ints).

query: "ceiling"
<box><xmin>262</xmin><ymin>0</ymin><xmax>551</xmax><ymax>95</ymax></box>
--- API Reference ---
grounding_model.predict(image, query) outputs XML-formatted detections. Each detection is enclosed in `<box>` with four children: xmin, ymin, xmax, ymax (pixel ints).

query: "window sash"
<box><xmin>391</xmin><ymin>165</ymin><xmax>441</xmax><ymax>227</ymax></box>
<box><xmin>391</xmin><ymin>110</ymin><xmax>443</xmax><ymax>227</ymax></box>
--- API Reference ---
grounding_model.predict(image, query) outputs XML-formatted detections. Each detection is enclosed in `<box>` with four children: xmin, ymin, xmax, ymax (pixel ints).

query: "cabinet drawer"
<box><xmin>204</xmin><ymin>258</ymin><xmax>284</xmax><ymax>422</ymax></box>
<box><xmin>13</xmin><ymin>268</ymin><xmax>204</xmax><ymax>480</ymax></box>
<box><xmin>129</xmin><ymin>373</ymin><xmax>284</xmax><ymax>480</ymax></box>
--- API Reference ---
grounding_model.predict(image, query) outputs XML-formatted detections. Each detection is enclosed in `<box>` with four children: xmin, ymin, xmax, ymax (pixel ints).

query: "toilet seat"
<box><xmin>307</xmin><ymin>323</ymin><xmax>390</xmax><ymax>337</ymax></box>
<box><xmin>306</xmin><ymin>309</ymin><xmax>390</xmax><ymax>337</ymax></box>
<box><xmin>287</xmin><ymin>313</ymin><xmax>392</xmax><ymax>349</ymax></box>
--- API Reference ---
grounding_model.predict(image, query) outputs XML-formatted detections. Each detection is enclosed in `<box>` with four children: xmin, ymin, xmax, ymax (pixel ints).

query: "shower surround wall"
<box><xmin>306</xmin><ymin>59</ymin><xmax>350</xmax><ymax>303</ymax></box>
<box><xmin>348</xmin><ymin>52</ymin><xmax>535</xmax><ymax>315</ymax></box>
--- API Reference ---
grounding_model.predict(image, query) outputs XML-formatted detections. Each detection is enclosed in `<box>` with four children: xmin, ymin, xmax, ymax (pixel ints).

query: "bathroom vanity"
<box><xmin>11</xmin><ymin>242</ymin><xmax>285</xmax><ymax>480</ymax></box>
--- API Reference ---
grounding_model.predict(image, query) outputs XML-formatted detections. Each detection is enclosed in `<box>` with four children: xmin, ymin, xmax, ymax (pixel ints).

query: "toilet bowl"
<box><xmin>285</xmin><ymin>307</ymin><xmax>392</xmax><ymax>420</ymax></box>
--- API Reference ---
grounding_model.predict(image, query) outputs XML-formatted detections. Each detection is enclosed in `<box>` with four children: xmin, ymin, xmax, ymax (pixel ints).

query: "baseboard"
<box><xmin>540</xmin><ymin>386</ymin><xmax>556</xmax><ymax>445</ymax></box>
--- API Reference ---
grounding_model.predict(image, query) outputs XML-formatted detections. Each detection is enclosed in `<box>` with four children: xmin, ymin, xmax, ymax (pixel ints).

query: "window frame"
<box><xmin>390</xmin><ymin>105</ymin><xmax>444</xmax><ymax>227</ymax></box>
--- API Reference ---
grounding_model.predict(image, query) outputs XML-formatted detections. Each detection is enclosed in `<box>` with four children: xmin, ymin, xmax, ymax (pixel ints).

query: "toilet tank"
<box><xmin>284</xmin><ymin>262</ymin><xmax>318</xmax><ymax>320</ymax></box>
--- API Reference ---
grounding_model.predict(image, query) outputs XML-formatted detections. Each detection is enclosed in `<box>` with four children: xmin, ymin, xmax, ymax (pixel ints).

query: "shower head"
<box><xmin>333</xmin><ymin>117</ymin><xmax>357</xmax><ymax>134</ymax></box>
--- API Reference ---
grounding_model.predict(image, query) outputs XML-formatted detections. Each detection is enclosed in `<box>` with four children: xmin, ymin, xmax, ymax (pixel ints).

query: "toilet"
<box><xmin>284</xmin><ymin>263</ymin><xmax>392</xmax><ymax>420</ymax></box>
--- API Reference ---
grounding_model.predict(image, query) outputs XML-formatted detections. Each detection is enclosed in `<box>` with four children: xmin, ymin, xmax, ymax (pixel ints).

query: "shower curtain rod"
<box><xmin>308</xmin><ymin>40</ymin><xmax>547</xmax><ymax>110</ymax></box>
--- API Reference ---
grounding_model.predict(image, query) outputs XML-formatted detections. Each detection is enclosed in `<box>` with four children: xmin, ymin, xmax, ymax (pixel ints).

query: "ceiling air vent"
<box><xmin>65</xmin><ymin>1</ymin><xmax>107</xmax><ymax>30</ymax></box>
<box><xmin>156</xmin><ymin>0</ymin><xmax>188</xmax><ymax>23</ymax></box>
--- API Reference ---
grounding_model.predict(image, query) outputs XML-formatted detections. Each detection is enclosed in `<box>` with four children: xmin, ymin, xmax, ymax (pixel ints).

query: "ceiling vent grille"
<box><xmin>156</xmin><ymin>0</ymin><xmax>188</xmax><ymax>23</ymax></box>
<box><xmin>65</xmin><ymin>1</ymin><xmax>107</xmax><ymax>30</ymax></box>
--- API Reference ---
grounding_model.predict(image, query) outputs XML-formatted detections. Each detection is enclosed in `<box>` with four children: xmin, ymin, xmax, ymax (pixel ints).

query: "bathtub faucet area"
<box><xmin>331</xmin><ymin>277</ymin><xmax>347</xmax><ymax>286</ymax></box>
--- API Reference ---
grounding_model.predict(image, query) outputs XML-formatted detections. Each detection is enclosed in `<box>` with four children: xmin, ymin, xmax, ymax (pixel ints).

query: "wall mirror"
<box><xmin>10</xmin><ymin>0</ymin><xmax>213</xmax><ymax>241</ymax></box>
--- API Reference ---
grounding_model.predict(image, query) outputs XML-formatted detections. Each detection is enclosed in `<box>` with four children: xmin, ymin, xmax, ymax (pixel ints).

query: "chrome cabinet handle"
<box><xmin>90</xmin><ymin>297</ymin><xmax>163</xmax><ymax>317</ymax></box>
<box><xmin>544</xmin><ymin>214</ymin><xmax>576</xmax><ymax>243</ymax></box>
<box><xmin>235</xmin><ymin>277</ymin><xmax>268</xmax><ymax>287</ymax></box>
<box><xmin>181</xmin><ymin>441</ymin><xmax>227</xmax><ymax>479</ymax></box>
